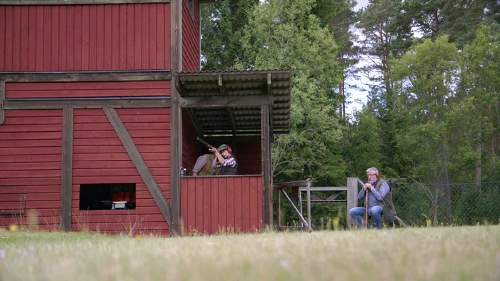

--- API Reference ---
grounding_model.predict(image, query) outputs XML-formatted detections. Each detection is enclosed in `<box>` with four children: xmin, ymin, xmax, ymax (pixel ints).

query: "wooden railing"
<box><xmin>180</xmin><ymin>175</ymin><xmax>263</xmax><ymax>234</ymax></box>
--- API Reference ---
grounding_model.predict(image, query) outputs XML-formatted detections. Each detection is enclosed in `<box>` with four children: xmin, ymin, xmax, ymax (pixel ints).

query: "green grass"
<box><xmin>0</xmin><ymin>225</ymin><xmax>499</xmax><ymax>281</ymax></box>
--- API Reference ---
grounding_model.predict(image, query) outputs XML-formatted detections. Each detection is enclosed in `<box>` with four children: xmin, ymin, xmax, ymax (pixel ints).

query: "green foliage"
<box><xmin>201</xmin><ymin>0</ymin><xmax>258</xmax><ymax>70</ymax></box>
<box><xmin>239</xmin><ymin>0</ymin><xmax>345</xmax><ymax>184</ymax></box>
<box><xmin>391</xmin><ymin>36</ymin><xmax>460</xmax><ymax>181</ymax></box>
<box><xmin>199</xmin><ymin>0</ymin><xmax>499</xmax><ymax>225</ymax></box>
<box><xmin>403</xmin><ymin>0</ymin><xmax>498</xmax><ymax>47</ymax></box>
<box><xmin>347</xmin><ymin>108</ymin><xmax>384</xmax><ymax>176</ymax></box>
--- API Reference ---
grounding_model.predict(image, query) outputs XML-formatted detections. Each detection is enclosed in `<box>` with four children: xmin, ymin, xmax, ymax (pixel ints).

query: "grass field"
<box><xmin>0</xmin><ymin>225</ymin><xmax>499</xmax><ymax>281</ymax></box>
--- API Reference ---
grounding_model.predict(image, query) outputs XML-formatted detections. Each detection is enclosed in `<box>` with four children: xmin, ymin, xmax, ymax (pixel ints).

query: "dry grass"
<box><xmin>0</xmin><ymin>225</ymin><xmax>499</xmax><ymax>281</ymax></box>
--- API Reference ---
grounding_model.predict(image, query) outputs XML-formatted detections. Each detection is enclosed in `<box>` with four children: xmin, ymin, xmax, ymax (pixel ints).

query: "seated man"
<box><xmin>209</xmin><ymin>144</ymin><xmax>238</xmax><ymax>175</ymax></box>
<box><xmin>349</xmin><ymin>167</ymin><xmax>390</xmax><ymax>229</ymax></box>
<box><xmin>191</xmin><ymin>153</ymin><xmax>216</xmax><ymax>176</ymax></box>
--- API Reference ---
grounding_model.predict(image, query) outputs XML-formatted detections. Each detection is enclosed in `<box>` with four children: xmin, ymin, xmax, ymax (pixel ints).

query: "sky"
<box><xmin>345</xmin><ymin>0</ymin><xmax>371</xmax><ymax>116</ymax></box>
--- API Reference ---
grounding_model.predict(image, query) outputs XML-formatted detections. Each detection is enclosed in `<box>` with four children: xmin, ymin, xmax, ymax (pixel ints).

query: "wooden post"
<box><xmin>306</xmin><ymin>179</ymin><xmax>312</xmax><ymax>231</ymax></box>
<box><xmin>346</xmin><ymin>177</ymin><xmax>358</xmax><ymax>228</ymax></box>
<box><xmin>169</xmin><ymin>0</ymin><xmax>183</xmax><ymax>236</ymax></box>
<box><xmin>0</xmin><ymin>81</ymin><xmax>5</xmax><ymax>125</ymax></box>
<box><xmin>60</xmin><ymin>106</ymin><xmax>73</xmax><ymax>231</ymax></box>
<box><xmin>261</xmin><ymin>104</ymin><xmax>272</xmax><ymax>227</ymax></box>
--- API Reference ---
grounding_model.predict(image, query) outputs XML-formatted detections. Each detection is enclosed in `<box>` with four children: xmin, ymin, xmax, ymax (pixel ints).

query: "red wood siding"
<box><xmin>181</xmin><ymin>175</ymin><xmax>263</xmax><ymax>234</ymax></box>
<box><xmin>182</xmin><ymin>110</ymin><xmax>198</xmax><ymax>172</ymax></box>
<box><xmin>5</xmin><ymin>81</ymin><xmax>171</xmax><ymax>99</ymax></box>
<box><xmin>72</xmin><ymin>108</ymin><xmax>171</xmax><ymax>235</ymax></box>
<box><xmin>182</xmin><ymin>0</ymin><xmax>200</xmax><ymax>71</ymax></box>
<box><xmin>0</xmin><ymin>4</ymin><xmax>170</xmax><ymax>72</ymax></box>
<box><xmin>0</xmin><ymin>110</ymin><xmax>62</xmax><ymax>230</ymax></box>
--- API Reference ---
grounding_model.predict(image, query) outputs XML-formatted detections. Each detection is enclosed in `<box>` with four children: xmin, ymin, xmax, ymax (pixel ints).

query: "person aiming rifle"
<box><xmin>191</xmin><ymin>137</ymin><xmax>238</xmax><ymax>176</ymax></box>
<box><xmin>349</xmin><ymin>167</ymin><xmax>390</xmax><ymax>229</ymax></box>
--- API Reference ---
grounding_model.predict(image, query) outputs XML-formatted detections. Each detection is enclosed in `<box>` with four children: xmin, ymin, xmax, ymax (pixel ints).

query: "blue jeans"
<box><xmin>349</xmin><ymin>205</ymin><xmax>383</xmax><ymax>229</ymax></box>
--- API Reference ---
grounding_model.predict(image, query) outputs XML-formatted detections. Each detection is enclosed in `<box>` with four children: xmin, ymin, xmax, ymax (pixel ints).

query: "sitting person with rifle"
<box><xmin>209</xmin><ymin>144</ymin><xmax>237</xmax><ymax>175</ymax></box>
<box><xmin>349</xmin><ymin>167</ymin><xmax>390</xmax><ymax>229</ymax></box>
<box><xmin>192</xmin><ymin>138</ymin><xmax>237</xmax><ymax>176</ymax></box>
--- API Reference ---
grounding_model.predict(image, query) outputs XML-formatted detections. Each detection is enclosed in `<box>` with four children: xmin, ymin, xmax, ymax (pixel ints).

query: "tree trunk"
<box><xmin>339</xmin><ymin>74</ymin><xmax>345</xmax><ymax>121</ymax></box>
<box><xmin>475</xmin><ymin>142</ymin><xmax>482</xmax><ymax>188</ymax></box>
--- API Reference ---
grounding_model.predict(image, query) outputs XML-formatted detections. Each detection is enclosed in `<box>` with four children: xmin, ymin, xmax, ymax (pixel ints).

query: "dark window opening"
<box><xmin>79</xmin><ymin>183</ymin><xmax>136</xmax><ymax>210</ymax></box>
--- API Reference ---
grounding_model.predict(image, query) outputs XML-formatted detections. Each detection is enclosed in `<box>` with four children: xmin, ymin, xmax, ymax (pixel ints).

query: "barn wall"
<box><xmin>72</xmin><ymin>108</ymin><xmax>171</xmax><ymax>235</ymax></box>
<box><xmin>182</xmin><ymin>0</ymin><xmax>200</xmax><ymax>71</ymax></box>
<box><xmin>5</xmin><ymin>81</ymin><xmax>171</xmax><ymax>99</ymax></box>
<box><xmin>0</xmin><ymin>109</ymin><xmax>63</xmax><ymax>230</ymax></box>
<box><xmin>235</xmin><ymin>141</ymin><xmax>261</xmax><ymax>175</ymax></box>
<box><xmin>181</xmin><ymin>175</ymin><xmax>263</xmax><ymax>234</ymax></box>
<box><xmin>0</xmin><ymin>3</ymin><xmax>170</xmax><ymax>72</ymax></box>
<box><xmin>0</xmin><ymin>81</ymin><xmax>172</xmax><ymax>235</ymax></box>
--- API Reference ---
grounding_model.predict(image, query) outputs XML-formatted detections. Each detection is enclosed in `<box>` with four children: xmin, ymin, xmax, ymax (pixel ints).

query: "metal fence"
<box><xmin>277</xmin><ymin>180</ymin><xmax>500</xmax><ymax>229</ymax></box>
<box><xmin>392</xmin><ymin>181</ymin><xmax>500</xmax><ymax>226</ymax></box>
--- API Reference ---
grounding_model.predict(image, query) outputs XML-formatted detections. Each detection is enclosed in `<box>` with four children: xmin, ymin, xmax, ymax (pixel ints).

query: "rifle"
<box><xmin>196</xmin><ymin>137</ymin><xmax>214</xmax><ymax>149</ymax></box>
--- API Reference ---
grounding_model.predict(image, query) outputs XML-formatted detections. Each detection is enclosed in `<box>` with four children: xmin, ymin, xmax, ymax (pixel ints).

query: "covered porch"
<box><xmin>175</xmin><ymin>70</ymin><xmax>291</xmax><ymax>234</ymax></box>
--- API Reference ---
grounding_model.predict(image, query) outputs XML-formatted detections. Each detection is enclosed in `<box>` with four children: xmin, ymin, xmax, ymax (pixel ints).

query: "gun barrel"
<box><xmin>196</xmin><ymin>137</ymin><xmax>212</xmax><ymax>148</ymax></box>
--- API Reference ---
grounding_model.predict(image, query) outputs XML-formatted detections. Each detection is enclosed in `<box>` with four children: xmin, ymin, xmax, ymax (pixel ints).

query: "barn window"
<box><xmin>79</xmin><ymin>183</ymin><xmax>136</xmax><ymax>210</ymax></box>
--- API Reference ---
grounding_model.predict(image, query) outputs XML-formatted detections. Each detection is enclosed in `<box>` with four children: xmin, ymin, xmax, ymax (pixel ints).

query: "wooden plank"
<box><xmin>0</xmin><ymin>0</ymin><xmax>170</xmax><ymax>5</ymax></box>
<box><xmin>210</xmin><ymin>176</ymin><xmax>219</xmax><ymax>233</ymax></box>
<box><xmin>103</xmin><ymin>107</ymin><xmax>172</xmax><ymax>230</ymax></box>
<box><xmin>0</xmin><ymin>71</ymin><xmax>171</xmax><ymax>82</ymax></box>
<box><xmin>261</xmin><ymin>104</ymin><xmax>272</xmax><ymax>227</ymax></box>
<box><xmin>73</xmin><ymin>137</ymin><xmax>169</xmax><ymax>146</ymax></box>
<box><xmin>6</xmin><ymin>81</ymin><xmax>170</xmax><ymax>91</ymax></box>
<box><xmin>226</xmin><ymin>177</ymin><xmax>235</xmax><ymax>230</ymax></box>
<box><xmin>74</xmin><ymin>130</ymin><xmax>170</xmax><ymax>139</ymax></box>
<box><xmin>194</xmin><ymin>178</ymin><xmax>203</xmax><ymax>231</ymax></box>
<box><xmin>73</xmin><ymin>144</ymin><xmax>169</xmax><ymax>154</ymax></box>
<box><xmin>60</xmin><ymin>106</ymin><xmax>73</xmax><ymax>231</ymax></box>
<box><xmin>73</xmin><ymin>152</ymin><xmax>169</xmax><ymax>161</ymax></box>
<box><xmin>179</xmin><ymin>96</ymin><xmax>272</xmax><ymax>108</ymax></box>
<box><xmin>202</xmin><ymin>177</ymin><xmax>211</xmax><ymax>233</ymax></box>
<box><xmin>346</xmin><ymin>177</ymin><xmax>358</xmax><ymax>228</ymax></box>
<box><xmin>0</xmin><ymin>81</ymin><xmax>5</xmax><ymax>125</ymax></box>
<box><xmin>186</xmin><ymin>177</ymin><xmax>195</xmax><ymax>232</ymax></box>
<box><xmin>218</xmin><ymin>176</ymin><xmax>226</xmax><ymax>230</ymax></box>
<box><xmin>4</xmin><ymin>97</ymin><xmax>171</xmax><ymax>110</ymax></box>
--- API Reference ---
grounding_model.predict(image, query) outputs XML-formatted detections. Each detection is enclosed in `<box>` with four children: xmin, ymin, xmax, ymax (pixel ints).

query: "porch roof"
<box><xmin>176</xmin><ymin>70</ymin><xmax>291</xmax><ymax>136</ymax></box>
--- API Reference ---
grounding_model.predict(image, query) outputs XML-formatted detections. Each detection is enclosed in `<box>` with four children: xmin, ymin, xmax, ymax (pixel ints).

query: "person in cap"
<box><xmin>209</xmin><ymin>144</ymin><xmax>238</xmax><ymax>175</ymax></box>
<box><xmin>348</xmin><ymin>167</ymin><xmax>390</xmax><ymax>229</ymax></box>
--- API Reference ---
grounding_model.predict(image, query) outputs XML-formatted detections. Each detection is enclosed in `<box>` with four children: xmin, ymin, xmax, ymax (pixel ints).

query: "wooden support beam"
<box><xmin>103</xmin><ymin>107</ymin><xmax>172</xmax><ymax>229</ymax></box>
<box><xmin>0</xmin><ymin>0</ymin><xmax>170</xmax><ymax>5</ymax></box>
<box><xmin>261</xmin><ymin>104</ymin><xmax>272</xmax><ymax>227</ymax></box>
<box><xmin>179</xmin><ymin>96</ymin><xmax>272</xmax><ymax>108</ymax></box>
<box><xmin>267</xmin><ymin>73</ymin><xmax>274</xmax><ymax>140</ymax></box>
<box><xmin>169</xmin><ymin>0</ymin><xmax>182</xmax><ymax>236</ymax></box>
<box><xmin>218</xmin><ymin>74</ymin><xmax>225</xmax><ymax>96</ymax></box>
<box><xmin>226</xmin><ymin>109</ymin><xmax>237</xmax><ymax>137</ymax></box>
<box><xmin>0</xmin><ymin>81</ymin><xmax>5</xmax><ymax>125</ymax></box>
<box><xmin>60</xmin><ymin>106</ymin><xmax>73</xmax><ymax>231</ymax></box>
<box><xmin>3</xmin><ymin>97</ymin><xmax>171</xmax><ymax>110</ymax></box>
<box><xmin>346</xmin><ymin>177</ymin><xmax>359</xmax><ymax>228</ymax></box>
<box><xmin>0</xmin><ymin>71</ymin><xmax>171</xmax><ymax>82</ymax></box>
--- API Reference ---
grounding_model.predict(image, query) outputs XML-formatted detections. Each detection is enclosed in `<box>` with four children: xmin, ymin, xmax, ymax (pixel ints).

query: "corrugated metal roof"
<box><xmin>177</xmin><ymin>70</ymin><xmax>291</xmax><ymax>136</ymax></box>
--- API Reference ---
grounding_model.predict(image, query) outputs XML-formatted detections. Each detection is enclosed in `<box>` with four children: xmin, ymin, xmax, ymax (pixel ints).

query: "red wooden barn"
<box><xmin>0</xmin><ymin>0</ymin><xmax>291</xmax><ymax>235</ymax></box>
